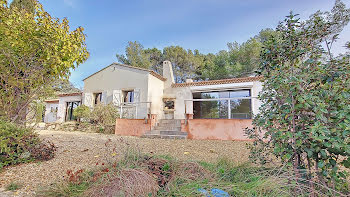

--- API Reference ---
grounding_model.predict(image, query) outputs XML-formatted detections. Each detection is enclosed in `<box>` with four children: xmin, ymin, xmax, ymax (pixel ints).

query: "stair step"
<box><xmin>142</xmin><ymin>134</ymin><xmax>187</xmax><ymax>139</ymax></box>
<box><xmin>159</xmin><ymin>119</ymin><xmax>181</xmax><ymax>124</ymax></box>
<box><xmin>153</xmin><ymin>126</ymin><xmax>181</xmax><ymax>131</ymax></box>
<box><xmin>142</xmin><ymin>130</ymin><xmax>188</xmax><ymax>139</ymax></box>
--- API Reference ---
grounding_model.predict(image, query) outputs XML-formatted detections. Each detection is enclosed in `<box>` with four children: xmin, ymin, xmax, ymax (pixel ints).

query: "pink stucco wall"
<box><xmin>115</xmin><ymin>118</ymin><xmax>253</xmax><ymax>141</ymax></box>
<box><xmin>183</xmin><ymin>119</ymin><xmax>253</xmax><ymax>141</ymax></box>
<box><xmin>115</xmin><ymin>119</ymin><xmax>151</xmax><ymax>136</ymax></box>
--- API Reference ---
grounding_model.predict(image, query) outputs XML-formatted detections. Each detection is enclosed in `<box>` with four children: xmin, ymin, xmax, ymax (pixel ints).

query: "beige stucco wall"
<box><xmin>83</xmin><ymin>64</ymin><xmax>164</xmax><ymax>119</ymax></box>
<box><xmin>147</xmin><ymin>74</ymin><xmax>164</xmax><ymax>118</ymax></box>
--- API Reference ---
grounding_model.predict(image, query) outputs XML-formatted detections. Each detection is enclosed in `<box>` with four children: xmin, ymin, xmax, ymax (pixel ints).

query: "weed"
<box><xmin>5</xmin><ymin>182</ymin><xmax>21</xmax><ymax>191</ymax></box>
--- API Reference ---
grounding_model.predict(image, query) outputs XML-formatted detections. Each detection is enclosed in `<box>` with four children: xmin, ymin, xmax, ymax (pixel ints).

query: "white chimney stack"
<box><xmin>162</xmin><ymin>61</ymin><xmax>175</xmax><ymax>88</ymax></box>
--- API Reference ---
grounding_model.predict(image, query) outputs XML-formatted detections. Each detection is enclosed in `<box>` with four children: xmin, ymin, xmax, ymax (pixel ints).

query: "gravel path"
<box><xmin>0</xmin><ymin>130</ymin><xmax>250</xmax><ymax>196</ymax></box>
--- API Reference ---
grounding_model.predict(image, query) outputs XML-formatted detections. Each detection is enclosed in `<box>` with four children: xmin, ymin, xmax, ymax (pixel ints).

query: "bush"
<box><xmin>72</xmin><ymin>104</ymin><xmax>119</xmax><ymax>134</ymax></box>
<box><xmin>0</xmin><ymin>120</ymin><xmax>56</xmax><ymax>169</ymax></box>
<box><xmin>90</xmin><ymin>104</ymin><xmax>119</xmax><ymax>134</ymax></box>
<box><xmin>73</xmin><ymin>105</ymin><xmax>91</xmax><ymax>122</ymax></box>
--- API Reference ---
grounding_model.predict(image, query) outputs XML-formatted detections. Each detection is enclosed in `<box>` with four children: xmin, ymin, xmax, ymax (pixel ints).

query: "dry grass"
<box><xmin>0</xmin><ymin>130</ymin><xmax>250</xmax><ymax>196</ymax></box>
<box><xmin>84</xmin><ymin>168</ymin><xmax>159</xmax><ymax>197</ymax></box>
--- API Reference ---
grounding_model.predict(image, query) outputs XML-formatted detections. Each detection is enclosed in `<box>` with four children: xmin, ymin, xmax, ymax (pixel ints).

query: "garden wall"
<box><xmin>183</xmin><ymin>119</ymin><xmax>253</xmax><ymax>141</ymax></box>
<box><xmin>115</xmin><ymin>119</ymin><xmax>151</xmax><ymax>136</ymax></box>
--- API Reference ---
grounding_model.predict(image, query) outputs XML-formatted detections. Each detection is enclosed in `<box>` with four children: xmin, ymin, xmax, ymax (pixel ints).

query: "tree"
<box><xmin>10</xmin><ymin>0</ymin><xmax>35</xmax><ymax>13</ymax></box>
<box><xmin>116</xmin><ymin>41</ymin><xmax>151</xmax><ymax>69</ymax></box>
<box><xmin>246</xmin><ymin>0</ymin><xmax>350</xmax><ymax>194</ymax></box>
<box><xmin>0</xmin><ymin>0</ymin><xmax>89</xmax><ymax>123</ymax></box>
<box><xmin>115</xmin><ymin>30</ymin><xmax>275</xmax><ymax>82</ymax></box>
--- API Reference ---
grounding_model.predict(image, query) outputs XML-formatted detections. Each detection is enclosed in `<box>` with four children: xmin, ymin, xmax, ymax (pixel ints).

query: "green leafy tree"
<box><xmin>116</xmin><ymin>41</ymin><xmax>152</xmax><ymax>69</ymax></box>
<box><xmin>10</xmin><ymin>0</ymin><xmax>35</xmax><ymax>13</ymax></box>
<box><xmin>246</xmin><ymin>0</ymin><xmax>350</xmax><ymax>194</ymax></box>
<box><xmin>0</xmin><ymin>0</ymin><xmax>89</xmax><ymax>123</ymax></box>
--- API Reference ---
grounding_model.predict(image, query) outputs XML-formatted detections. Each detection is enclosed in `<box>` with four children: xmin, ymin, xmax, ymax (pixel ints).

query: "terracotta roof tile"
<box><xmin>57</xmin><ymin>92</ymin><xmax>82</xmax><ymax>97</ymax></box>
<box><xmin>171</xmin><ymin>76</ymin><xmax>263</xmax><ymax>88</ymax></box>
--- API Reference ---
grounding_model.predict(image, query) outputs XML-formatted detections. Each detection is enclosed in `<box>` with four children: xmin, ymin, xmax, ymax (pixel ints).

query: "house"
<box><xmin>44</xmin><ymin>61</ymin><xmax>263</xmax><ymax>140</ymax></box>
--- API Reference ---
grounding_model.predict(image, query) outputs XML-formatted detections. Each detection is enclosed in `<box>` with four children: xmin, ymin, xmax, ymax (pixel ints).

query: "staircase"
<box><xmin>142</xmin><ymin>119</ymin><xmax>187</xmax><ymax>139</ymax></box>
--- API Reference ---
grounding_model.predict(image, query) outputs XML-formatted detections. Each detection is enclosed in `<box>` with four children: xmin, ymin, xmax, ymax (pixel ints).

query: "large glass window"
<box><xmin>193</xmin><ymin>89</ymin><xmax>251</xmax><ymax>119</ymax></box>
<box><xmin>65</xmin><ymin>101</ymin><xmax>80</xmax><ymax>121</ymax></box>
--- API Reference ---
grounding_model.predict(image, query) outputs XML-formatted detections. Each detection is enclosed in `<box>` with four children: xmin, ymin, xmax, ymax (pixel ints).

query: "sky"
<box><xmin>30</xmin><ymin>0</ymin><xmax>350</xmax><ymax>87</ymax></box>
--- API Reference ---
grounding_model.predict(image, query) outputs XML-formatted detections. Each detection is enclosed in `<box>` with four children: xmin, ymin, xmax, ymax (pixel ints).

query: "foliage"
<box><xmin>90</xmin><ymin>104</ymin><xmax>119</xmax><ymax>133</ymax></box>
<box><xmin>0</xmin><ymin>120</ymin><xmax>56</xmax><ymax>169</ymax></box>
<box><xmin>246</xmin><ymin>0</ymin><xmax>350</xmax><ymax>194</ymax></box>
<box><xmin>0</xmin><ymin>0</ymin><xmax>89</xmax><ymax>123</ymax></box>
<box><xmin>72</xmin><ymin>105</ymin><xmax>90</xmax><ymax>122</ymax></box>
<box><xmin>9</xmin><ymin>0</ymin><xmax>35</xmax><ymax>13</ymax></box>
<box><xmin>51</xmin><ymin>79</ymin><xmax>81</xmax><ymax>94</ymax></box>
<box><xmin>5</xmin><ymin>182</ymin><xmax>21</xmax><ymax>191</ymax></box>
<box><xmin>116</xmin><ymin>29</ymin><xmax>275</xmax><ymax>82</ymax></box>
<box><xmin>72</xmin><ymin>104</ymin><xmax>119</xmax><ymax>133</ymax></box>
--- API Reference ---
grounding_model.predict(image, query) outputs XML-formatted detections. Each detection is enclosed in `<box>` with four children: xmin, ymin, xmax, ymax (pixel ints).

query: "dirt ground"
<box><xmin>0</xmin><ymin>130</ymin><xmax>251</xmax><ymax>196</ymax></box>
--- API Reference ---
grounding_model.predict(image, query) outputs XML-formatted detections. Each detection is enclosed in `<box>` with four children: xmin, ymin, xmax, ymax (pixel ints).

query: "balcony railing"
<box><xmin>119</xmin><ymin>101</ymin><xmax>152</xmax><ymax>119</ymax></box>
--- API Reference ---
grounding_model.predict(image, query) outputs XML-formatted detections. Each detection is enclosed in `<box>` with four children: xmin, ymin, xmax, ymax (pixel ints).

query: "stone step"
<box><xmin>142</xmin><ymin>134</ymin><xmax>187</xmax><ymax>139</ymax></box>
<box><xmin>142</xmin><ymin>130</ymin><xmax>188</xmax><ymax>139</ymax></box>
<box><xmin>153</xmin><ymin>126</ymin><xmax>181</xmax><ymax>131</ymax></box>
<box><xmin>158</xmin><ymin>119</ymin><xmax>181</xmax><ymax>124</ymax></box>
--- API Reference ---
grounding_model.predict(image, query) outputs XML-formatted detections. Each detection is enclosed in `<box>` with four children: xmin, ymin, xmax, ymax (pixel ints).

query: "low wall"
<box><xmin>115</xmin><ymin>119</ymin><xmax>151</xmax><ymax>136</ymax></box>
<box><xmin>183</xmin><ymin>119</ymin><xmax>253</xmax><ymax>140</ymax></box>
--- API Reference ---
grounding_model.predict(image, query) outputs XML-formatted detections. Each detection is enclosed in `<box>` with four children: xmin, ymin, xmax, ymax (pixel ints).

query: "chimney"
<box><xmin>162</xmin><ymin>61</ymin><xmax>175</xmax><ymax>88</ymax></box>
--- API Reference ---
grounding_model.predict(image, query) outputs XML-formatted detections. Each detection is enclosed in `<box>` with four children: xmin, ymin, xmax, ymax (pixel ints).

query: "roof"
<box><xmin>45</xmin><ymin>99</ymin><xmax>59</xmax><ymax>103</ymax></box>
<box><xmin>57</xmin><ymin>92</ymin><xmax>82</xmax><ymax>97</ymax></box>
<box><xmin>171</xmin><ymin>76</ymin><xmax>263</xmax><ymax>88</ymax></box>
<box><xmin>82</xmin><ymin>63</ymin><xmax>166</xmax><ymax>81</ymax></box>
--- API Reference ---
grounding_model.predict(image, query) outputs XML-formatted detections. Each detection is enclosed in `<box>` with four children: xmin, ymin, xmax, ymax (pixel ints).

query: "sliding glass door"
<box><xmin>65</xmin><ymin>101</ymin><xmax>80</xmax><ymax>121</ymax></box>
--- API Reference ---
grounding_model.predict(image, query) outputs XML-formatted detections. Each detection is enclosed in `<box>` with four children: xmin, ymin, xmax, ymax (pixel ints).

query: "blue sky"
<box><xmin>35</xmin><ymin>0</ymin><xmax>350</xmax><ymax>87</ymax></box>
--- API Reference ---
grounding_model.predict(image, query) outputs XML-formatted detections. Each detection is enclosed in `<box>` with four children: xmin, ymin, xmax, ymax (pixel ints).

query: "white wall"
<box><xmin>56</xmin><ymin>95</ymin><xmax>82</xmax><ymax>122</ymax></box>
<box><xmin>44</xmin><ymin>102</ymin><xmax>59</xmax><ymax>123</ymax></box>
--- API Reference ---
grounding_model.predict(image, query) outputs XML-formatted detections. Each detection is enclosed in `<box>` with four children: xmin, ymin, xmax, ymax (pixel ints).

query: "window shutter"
<box><xmin>134</xmin><ymin>89</ymin><xmax>140</xmax><ymax>103</ymax></box>
<box><xmin>101</xmin><ymin>91</ymin><xmax>107</xmax><ymax>104</ymax></box>
<box><xmin>112</xmin><ymin>90</ymin><xmax>122</xmax><ymax>106</ymax></box>
<box><xmin>83</xmin><ymin>93</ymin><xmax>93</xmax><ymax>107</ymax></box>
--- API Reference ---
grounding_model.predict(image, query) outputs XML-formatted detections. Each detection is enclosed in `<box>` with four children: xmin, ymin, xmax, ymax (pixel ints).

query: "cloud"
<box><xmin>63</xmin><ymin>0</ymin><xmax>74</xmax><ymax>7</ymax></box>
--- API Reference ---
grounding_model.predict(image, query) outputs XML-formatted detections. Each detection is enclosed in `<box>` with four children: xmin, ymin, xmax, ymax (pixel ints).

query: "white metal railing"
<box><xmin>119</xmin><ymin>102</ymin><xmax>152</xmax><ymax>119</ymax></box>
<box><xmin>184</xmin><ymin>97</ymin><xmax>257</xmax><ymax>119</ymax></box>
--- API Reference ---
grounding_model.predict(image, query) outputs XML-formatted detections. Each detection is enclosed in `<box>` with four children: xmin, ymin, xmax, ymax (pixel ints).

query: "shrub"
<box><xmin>90</xmin><ymin>104</ymin><xmax>119</xmax><ymax>134</ymax></box>
<box><xmin>73</xmin><ymin>105</ymin><xmax>91</xmax><ymax>122</ymax></box>
<box><xmin>0</xmin><ymin>120</ymin><xmax>56</xmax><ymax>169</ymax></box>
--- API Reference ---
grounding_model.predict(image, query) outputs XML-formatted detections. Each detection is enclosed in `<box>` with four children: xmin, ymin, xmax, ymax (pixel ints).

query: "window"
<box><xmin>94</xmin><ymin>92</ymin><xmax>102</xmax><ymax>105</ymax></box>
<box><xmin>65</xmin><ymin>101</ymin><xmax>80</xmax><ymax>121</ymax></box>
<box><xmin>193</xmin><ymin>89</ymin><xmax>251</xmax><ymax>119</ymax></box>
<box><xmin>122</xmin><ymin>90</ymin><xmax>134</xmax><ymax>103</ymax></box>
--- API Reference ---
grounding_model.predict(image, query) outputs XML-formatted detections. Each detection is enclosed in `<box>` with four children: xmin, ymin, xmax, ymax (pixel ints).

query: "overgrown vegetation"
<box><xmin>38</xmin><ymin>139</ymin><xmax>349</xmax><ymax>197</ymax></box>
<box><xmin>246</xmin><ymin>0</ymin><xmax>350</xmax><ymax>196</ymax></box>
<box><xmin>0</xmin><ymin>120</ymin><xmax>56</xmax><ymax>169</ymax></box>
<box><xmin>73</xmin><ymin>104</ymin><xmax>119</xmax><ymax>134</ymax></box>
